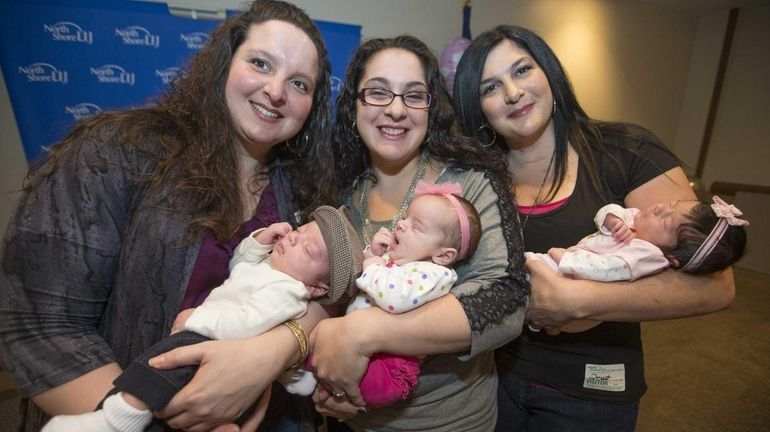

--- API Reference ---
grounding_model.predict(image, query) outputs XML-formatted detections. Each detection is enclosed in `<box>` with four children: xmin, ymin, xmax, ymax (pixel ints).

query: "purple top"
<box><xmin>180</xmin><ymin>182</ymin><xmax>281</xmax><ymax>309</ymax></box>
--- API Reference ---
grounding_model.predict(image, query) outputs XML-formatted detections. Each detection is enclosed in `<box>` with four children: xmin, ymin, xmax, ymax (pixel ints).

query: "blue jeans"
<box><xmin>496</xmin><ymin>373</ymin><xmax>639</xmax><ymax>432</ymax></box>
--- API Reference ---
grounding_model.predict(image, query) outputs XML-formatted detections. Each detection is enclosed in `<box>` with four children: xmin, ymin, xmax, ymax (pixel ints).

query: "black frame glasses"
<box><xmin>357</xmin><ymin>87</ymin><xmax>434</xmax><ymax>109</ymax></box>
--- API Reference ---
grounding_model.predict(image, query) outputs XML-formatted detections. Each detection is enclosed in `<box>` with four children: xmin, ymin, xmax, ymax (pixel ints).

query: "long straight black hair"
<box><xmin>454</xmin><ymin>25</ymin><xmax>659</xmax><ymax>201</ymax></box>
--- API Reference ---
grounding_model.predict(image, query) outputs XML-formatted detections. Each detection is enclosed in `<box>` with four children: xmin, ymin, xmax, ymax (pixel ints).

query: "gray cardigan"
<box><xmin>0</xmin><ymin>121</ymin><xmax>301</xmax><ymax>430</ymax></box>
<box><xmin>344</xmin><ymin>166</ymin><xmax>529</xmax><ymax>432</ymax></box>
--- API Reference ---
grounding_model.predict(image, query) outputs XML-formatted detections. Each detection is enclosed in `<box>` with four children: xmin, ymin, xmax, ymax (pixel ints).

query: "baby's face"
<box><xmin>270</xmin><ymin>221</ymin><xmax>330</xmax><ymax>293</ymax></box>
<box><xmin>634</xmin><ymin>200</ymin><xmax>699</xmax><ymax>248</ymax></box>
<box><xmin>388</xmin><ymin>195</ymin><xmax>454</xmax><ymax>265</ymax></box>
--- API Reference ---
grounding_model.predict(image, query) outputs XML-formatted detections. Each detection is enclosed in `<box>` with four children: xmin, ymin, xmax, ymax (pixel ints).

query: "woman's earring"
<box><xmin>552</xmin><ymin>98</ymin><xmax>557</xmax><ymax>116</ymax></box>
<box><xmin>352</xmin><ymin>120</ymin><xmax>361</xmax><ymax>140</ymax></box>
<box><xmin>476</xmin><ymin>123</ymin><xmax>497</xmax><ymax>148</ymax></box>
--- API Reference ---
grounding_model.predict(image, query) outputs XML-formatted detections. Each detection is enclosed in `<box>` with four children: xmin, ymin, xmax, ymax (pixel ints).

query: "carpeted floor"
<box><xmin>638</xmin><ymin>267</ymin><xmax>770</xmax><ymax>431</ymax></box>
<box><xmin>1</xmin><ymin>267</ymin><xmax>768</xmax><ymax>431</ymax></box>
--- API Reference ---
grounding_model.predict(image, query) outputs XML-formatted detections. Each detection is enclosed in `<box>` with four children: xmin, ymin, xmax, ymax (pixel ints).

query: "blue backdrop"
<box><xmin>0</xmin><ymin>0</ymin><xmax>360</xmax><ymax>162</ymax></box>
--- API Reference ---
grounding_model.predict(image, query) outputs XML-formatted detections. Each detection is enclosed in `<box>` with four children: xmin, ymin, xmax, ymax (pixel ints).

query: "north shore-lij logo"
<box><xmin>43</xmin><ymin>21</ymin><xmax>94</xmax><ymax>45</ymax></box>
<box><xmin>90</xmin><ymin>64</ymin><xmax>136</xmax><ymax>85</ymax></box>
<box><xmin>18</xmin><ymin>62</ymin><xmax>69</xmax><ymax>84</ymax></box>
<box><xmin>65</xmin><ymin>102</ymin><xmax>102</xmax><ymax>120</ymax></box>
<box><xmin>115</xmin><ymin>25</ymin><xmax>160</xmax><ymax>48</ymax></box>
<box><xmin>180</xmin><ymin>32</ymin><xmax>209</xmax><ymax>49</ymax></box>
<box><xmin>155</xmin><ymin>67</ymin><xmax>182</xmax><ymax>85</ymax></box>
<box><xmin>330</xmin><ymin>76</ymin><xmax>343</xmax><ymax>93</ymax></box>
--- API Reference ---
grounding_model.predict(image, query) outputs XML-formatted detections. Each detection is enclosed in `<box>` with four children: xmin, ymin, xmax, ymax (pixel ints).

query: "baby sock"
<box><xmin>279</xmin><ymin>368</ymin><xmax>318</xmax><ymax>396</ymax></box>
<box><xmin>42</xmin><ymin>392</ymin><xmax>153</xmax><ymax>432</ymax></box>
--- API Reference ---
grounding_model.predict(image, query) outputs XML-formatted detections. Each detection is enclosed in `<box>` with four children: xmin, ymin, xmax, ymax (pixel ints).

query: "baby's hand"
<box><xmin>547</xmin><ymin>247</ymin><xmax>567</xmax><ymax>264</ymax></box>
<box><xmin>369</xmin><ymin>227</ymin><xmax>393</xmax><ymax>257</ymax></box>
<box><xmin>604</xmin><ymin>214</ymin><xmax>635</xmax><ymax>243</ymax></box>
<box><xmin>171</xmin><ymin>308</ymin><xmax>196</xmax><ymax>334</ymax></box>
<box><xmin>256</xmin><ymin>222</ymin><xmax>293</xmax><ymax>245</ymax></box>
<box><xmin>364</xmin><ymin>255</ymin><xmax>387</xmax><ymax>268</ymax></box>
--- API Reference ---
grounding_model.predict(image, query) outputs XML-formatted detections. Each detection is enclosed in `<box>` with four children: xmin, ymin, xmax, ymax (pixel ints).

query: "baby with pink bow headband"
<box><xmin>351</xmin><ymin>180</ymin><xmax>482</xmax><ymax>407</ymax></box>
<box><xmin>288</xmin><ymin>181</ymin><xmax>483</xmax><ymax>408</ymax></box>
<box><xmin>527</xmin><ymin>195</ymin><xmax>749</xmax><ymax>333</ymax></box>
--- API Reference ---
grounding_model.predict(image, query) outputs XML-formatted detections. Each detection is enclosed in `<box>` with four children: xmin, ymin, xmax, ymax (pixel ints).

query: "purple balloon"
<box><xmin>440</xmin><ymin>37</ymin><xmax>471</xmax><ymax>93</ymax></box>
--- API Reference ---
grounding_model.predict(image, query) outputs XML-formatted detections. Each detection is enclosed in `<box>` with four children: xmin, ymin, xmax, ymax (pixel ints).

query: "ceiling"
<box><xmin>628</xmin><ymin>0</ymin><xmax>769</xmax><ymax>14</ymax></box>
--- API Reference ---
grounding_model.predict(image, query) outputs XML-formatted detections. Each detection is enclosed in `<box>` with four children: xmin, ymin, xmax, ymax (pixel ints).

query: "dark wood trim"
<box><xmin>696</xmin><ymin>8</ymin><xmax>739</xmax><ymax>178</ymax></box>
<box><xmin>710</xmin><ymin>181</ymin><xmax>770</xmax><ymax>196</ymax></box>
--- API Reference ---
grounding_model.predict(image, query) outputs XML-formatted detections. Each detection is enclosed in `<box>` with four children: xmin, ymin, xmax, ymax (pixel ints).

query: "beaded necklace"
<box><xmin>359</xmin><ymin>152</ymin><xmax>429</xmax><ymax>245</ymax></box>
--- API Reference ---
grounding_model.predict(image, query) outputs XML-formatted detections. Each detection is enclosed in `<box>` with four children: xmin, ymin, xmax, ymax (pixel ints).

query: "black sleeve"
<box><xmin>599</xmin><ymin>124</ymin><xmax>682</xmax><ymax>203</ymax></box>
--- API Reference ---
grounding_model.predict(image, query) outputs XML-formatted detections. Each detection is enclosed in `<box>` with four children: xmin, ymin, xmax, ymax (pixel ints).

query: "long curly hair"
<box><xmin>27</xmin><ymin>0</ymin><xmax>333</xmax><ymax>242</ymax></box>
<box><xmin>455</xmin><ymin>25</ymin><xmax>624</xmax><ymax>201</ymax></box>
<box><xmin>328</xmin><ymin>35</ymin><xmax>509</xmax><ymax>196</ymax></box>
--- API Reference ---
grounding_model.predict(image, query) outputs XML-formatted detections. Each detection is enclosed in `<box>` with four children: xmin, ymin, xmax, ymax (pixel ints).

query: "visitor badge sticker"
<box><xmin>583</xmin><ymin>363</ymin><xmax>626</xmax><ymax>391</ymax></box>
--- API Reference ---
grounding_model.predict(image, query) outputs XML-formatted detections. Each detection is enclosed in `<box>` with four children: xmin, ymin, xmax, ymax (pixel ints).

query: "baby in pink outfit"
<box><xmin>527</xmin><ymin>196</ymin><xmax>748</xmax><ymax>333</ymax></box>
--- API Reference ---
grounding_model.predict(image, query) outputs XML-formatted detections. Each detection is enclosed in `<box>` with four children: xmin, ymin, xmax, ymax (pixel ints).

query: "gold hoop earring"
<box><xmin>477</xmin><ymin>124</ymin><xmax>497</xmax><ymax>148</ymax></box>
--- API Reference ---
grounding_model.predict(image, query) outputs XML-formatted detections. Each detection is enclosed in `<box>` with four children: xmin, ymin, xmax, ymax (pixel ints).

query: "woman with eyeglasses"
<box><xmin>453</xmin><ymin>25</ymin><xmax>736</xmax><ymax>431</ymax></box>
<box><xmin>307</xmin><ymin>35</ymin><xmax>529</xmax><ymax>431</ymax></box>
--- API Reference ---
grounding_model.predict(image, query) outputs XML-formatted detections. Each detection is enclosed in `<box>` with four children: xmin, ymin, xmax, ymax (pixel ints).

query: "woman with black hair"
<box><xmin>453</xmin><ymin>25</ymin><xmax>735</xmax><ymax>431</ymax></box>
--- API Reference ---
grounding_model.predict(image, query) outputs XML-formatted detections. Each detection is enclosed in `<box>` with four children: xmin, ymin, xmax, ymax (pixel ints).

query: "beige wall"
<box><xmin>292</xmin><ymin>0</ymin><xmax>463</xmax><ymax>55</ymax></box>
<box><xmin>701</xmin><ymin>5</ymin><xmax>770</xmax><ymax>190</ymax></box>
<box><xmin>472</xmin><ymin>0</ymin><xmax>698</xmax><ymax>151</ymax></box>
<box><xmin>672</xmin><ymin>10</ymin><xmax>729</xmax><ymax>175</ymax></box>
<box><xmin>0</xmin><ymin>68</ymin><xmax>26</xmax><ymax>245</ymax></box>
<box><xmin>1</xmin><ymin>0</ymin><xmax>768</xmax><ymax>239</ymax></box>
<box><xmin>292</xmin><ymin>0</ymin><xmax>700</xmax><ymax>148</ymax></box>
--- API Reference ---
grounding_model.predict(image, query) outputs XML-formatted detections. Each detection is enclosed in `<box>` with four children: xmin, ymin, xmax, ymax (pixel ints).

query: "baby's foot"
<box><xmin>42</xmin><ymin>393</ymin><xmax>152</xmax><ymax>432</ymax></box>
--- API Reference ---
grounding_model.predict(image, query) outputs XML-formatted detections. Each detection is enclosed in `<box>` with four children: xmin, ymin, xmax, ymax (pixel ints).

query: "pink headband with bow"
<box><xmin>681</xmin><ymin>196</ymin><xmax>749</xmax><ymax>272</ymax></box>
<box><xmin>414</xmin><ymin>181</ymin><xmax>470</xmax><ymax>260</ymax></box>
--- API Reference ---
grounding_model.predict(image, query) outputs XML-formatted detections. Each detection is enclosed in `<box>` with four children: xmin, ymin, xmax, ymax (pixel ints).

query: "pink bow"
<box><xmin>413</xmin><ymin>181</ymin><xmax>470</xmax><ymax>260</ymax></box>
<box><xmin>414</xmin><ymin>181</ymin><xmax>462</xmax><ymax>197</ymax></box>
<box><xmin>711</xmin><ymin>196</ymin><xmax>749</xmax><ymax>226</ymax></box>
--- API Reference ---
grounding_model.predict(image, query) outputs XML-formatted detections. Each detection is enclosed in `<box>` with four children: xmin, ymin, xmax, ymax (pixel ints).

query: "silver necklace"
<box><xmin>359</xmin><ymin>153</ymin><xmax>429</xmax><ymax>245</ymax></box>
<box><xmin>519</xmin><ymin>151</ymin><xmax>555</xmax><ymax>231</ymax></box>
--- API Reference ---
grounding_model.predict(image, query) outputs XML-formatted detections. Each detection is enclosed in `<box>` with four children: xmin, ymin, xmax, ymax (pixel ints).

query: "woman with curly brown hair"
<box><xmin>0</xmin><ymin>1</ymin><xmax>336</xmax><ymax>431</ymax></box>
<box><xmin>308</xmin><ymin>35</ymin><xmax>530</xmax><ymax>431</ymax></box>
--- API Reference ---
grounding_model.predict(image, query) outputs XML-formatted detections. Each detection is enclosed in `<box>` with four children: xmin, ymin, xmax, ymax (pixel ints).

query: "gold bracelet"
<box><xmin>283</xmin><ymin>319</ymin><xmax>308</xmax><ymax>370</ymax></box>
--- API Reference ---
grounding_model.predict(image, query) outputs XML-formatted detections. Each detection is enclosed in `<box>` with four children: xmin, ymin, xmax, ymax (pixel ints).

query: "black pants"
<box><xmin>107</xmin><ymin>330</ymin><xmax>320</xmax><ymax>431</ymax></box>
<box><xmin>113</xmin><ymin>330</ymin><xmax>209</xmax><ymax>410</ymax></box>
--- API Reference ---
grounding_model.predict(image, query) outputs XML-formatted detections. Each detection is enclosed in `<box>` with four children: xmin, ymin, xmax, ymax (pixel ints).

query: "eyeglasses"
<box><xmin>357</xmin><ymin>87</ymin><xmax>434</xmax><ymax>109</ymax></box>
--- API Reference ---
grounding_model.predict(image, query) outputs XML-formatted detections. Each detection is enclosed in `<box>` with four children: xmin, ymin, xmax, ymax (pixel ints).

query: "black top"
<box><xmin>498</xmin><ymin>124</ymin><xmax>681</xmax><ymax>403</ymax></box>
